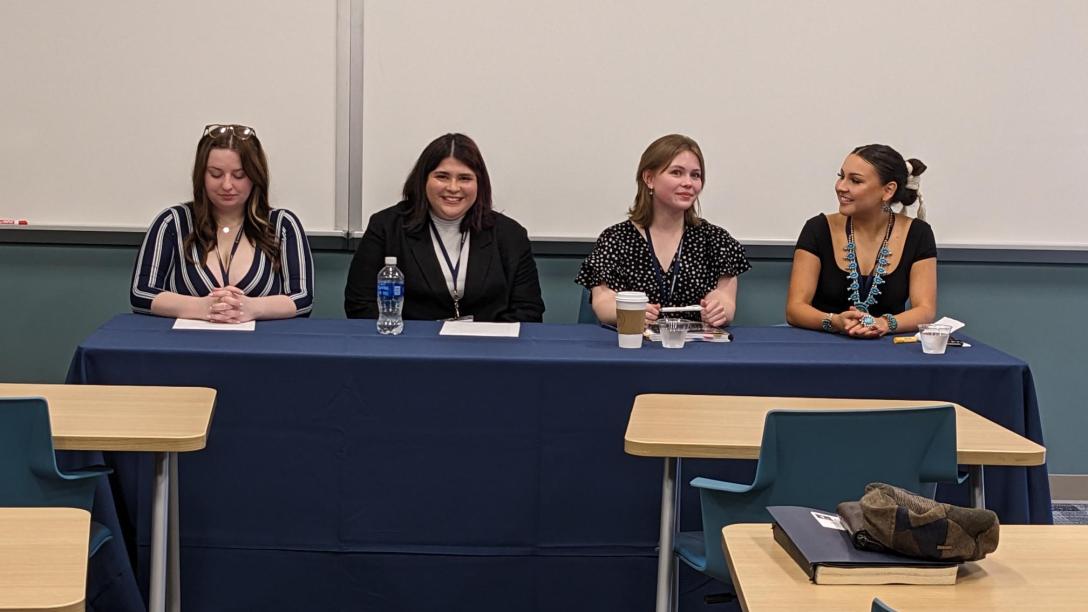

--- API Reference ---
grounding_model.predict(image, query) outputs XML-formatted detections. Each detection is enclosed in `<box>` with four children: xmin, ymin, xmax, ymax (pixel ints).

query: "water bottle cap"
<box><xmin>384</xmin><ymin>256</ymin><xmax>397</xmax><ymax>265</ymax></box>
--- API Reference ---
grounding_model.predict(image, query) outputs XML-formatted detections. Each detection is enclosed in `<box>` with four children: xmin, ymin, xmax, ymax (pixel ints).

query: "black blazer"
<box><xmin>345</xmin><ymin>201</ymin><xmax>545</xmax><ymax>322</ymax></box>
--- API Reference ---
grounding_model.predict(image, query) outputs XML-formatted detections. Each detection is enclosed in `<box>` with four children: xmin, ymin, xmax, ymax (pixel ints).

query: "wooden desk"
<box><xmin>0</xmin><ymin>507</ymin><xmax>90</xmax><ymax>612</ymax></box>
<box><xmin>723</xmin><ymin>523</ymin><xmax>1088</xmax><ymax>611</ymax></box>
<box><xmin>0</xmin><ymin>384</ymin><xmax>216</xmax><ymax>612</ymax></box>
<box><xmin>624</xmin><ymin>394</ymin><xmax>1047</xmax><ymax>612</ymax></box>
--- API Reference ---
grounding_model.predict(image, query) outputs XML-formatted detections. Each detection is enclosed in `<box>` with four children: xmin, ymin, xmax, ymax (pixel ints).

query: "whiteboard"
<box><xmin>361</xmin><ymin>0</ymin><xmax>1088</xmax><ymax>248</ymax></box>
<box><xmin>0</xmin><ymin>0</ymin><xmax>340</xmax><ymax>232</ymax></box>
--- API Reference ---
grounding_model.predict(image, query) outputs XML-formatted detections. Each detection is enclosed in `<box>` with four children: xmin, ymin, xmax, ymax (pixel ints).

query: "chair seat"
<box><xmin>675</xmin><ymin>530</ymin><xmax>707</xmax><ymax>572</ymax></box>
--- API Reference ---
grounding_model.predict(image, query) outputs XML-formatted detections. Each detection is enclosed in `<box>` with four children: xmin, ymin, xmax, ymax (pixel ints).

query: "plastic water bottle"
<box><xmin>376</xmin><ymin>256</ymin><xmax>404</xmax><ymax>335</ymax></box>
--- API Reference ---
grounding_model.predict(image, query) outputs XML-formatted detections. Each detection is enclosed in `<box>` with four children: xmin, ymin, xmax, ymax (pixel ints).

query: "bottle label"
<box><xmin>377</xmin><ymin>281</ymin><xmax>404</xmax><ymax>299</ymax></box>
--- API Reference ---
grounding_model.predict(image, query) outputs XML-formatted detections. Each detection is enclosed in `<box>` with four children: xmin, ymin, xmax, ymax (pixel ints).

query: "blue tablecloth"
<box><xmin>68</xmin><ymin>315</ymin><xmax>1051</xmax><ymax>611</ymax></box>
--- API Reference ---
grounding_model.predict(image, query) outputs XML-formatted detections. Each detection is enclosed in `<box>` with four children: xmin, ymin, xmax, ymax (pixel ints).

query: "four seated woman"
<box><xmin>785</xmin><ymin>144</ymin><xmax>936</xmax><ymax>337</ymax></box>
<box><xmin>130</xmin><ymin>124</ymin><xmax>314</xmax><ymax>322</ymax></box>
<box><xmin>576</xmin><ymin>134</ymin><xmax>750</xmax><ymax>327</ymax></box>
<box><xmin>132</xmin><ymin>130</ymin><xmax>941</xmax><ymax>328</ymax></box>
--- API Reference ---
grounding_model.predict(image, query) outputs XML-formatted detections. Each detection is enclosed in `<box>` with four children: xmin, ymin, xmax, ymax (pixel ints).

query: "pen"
<box><xmin>660</xmin><ymin>305</ymin><xmax>702</xmax><ymax>313</ymax></box>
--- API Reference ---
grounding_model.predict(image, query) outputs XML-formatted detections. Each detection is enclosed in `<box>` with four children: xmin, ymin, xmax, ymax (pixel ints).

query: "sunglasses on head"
<box><xmin>203</xmin><ymin>124</ymin><xmax>256</xmax><ymax>140</ymax></box>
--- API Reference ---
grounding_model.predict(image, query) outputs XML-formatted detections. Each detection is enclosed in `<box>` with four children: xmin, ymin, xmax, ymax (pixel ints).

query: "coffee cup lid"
<box><xmin>615</xmin><ymin>291</ymin><xmax>649</xmax><ymax>303</ymax></box>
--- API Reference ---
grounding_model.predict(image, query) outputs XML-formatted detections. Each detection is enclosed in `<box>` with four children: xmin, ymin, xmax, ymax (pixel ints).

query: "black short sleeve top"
<box><xmin>795</xmin><ymin>214</ymin><xmax>937</xmax><ymax>317</ymax></box>
<box><xmin>575</xmin><ymin>220</ymin><xmax>751</xmax><ymax>314</ymax></box>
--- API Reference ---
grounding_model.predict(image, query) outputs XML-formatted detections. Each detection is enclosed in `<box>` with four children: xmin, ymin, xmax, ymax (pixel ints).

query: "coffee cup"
<box><xmin>615</xmin><ymin>291</ymin><xmax>649</xmax><ymax>348</ymax></box>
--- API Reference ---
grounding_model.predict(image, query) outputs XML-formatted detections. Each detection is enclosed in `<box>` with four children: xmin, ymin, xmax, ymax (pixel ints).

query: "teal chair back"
<box><xmin>0</xmin><ymin>396</ymin><xmax>113</xmax><ymax>554</ymax></box>
<box><xmin>872</xmin><ymin>597</ymin><xmax>896</xmax><ymax>611</ymax></box>
<box><xmin>577</xmin><ymin>287</ymin><xmax>598</xmax><ymax>324</ymax></box>
<box><xmin>678</xmin><ymin>405</ymin><xmax>958</xmax><ymax>585</ymax></box>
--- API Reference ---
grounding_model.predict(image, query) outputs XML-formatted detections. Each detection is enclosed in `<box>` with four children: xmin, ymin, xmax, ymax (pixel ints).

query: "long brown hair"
<box><xmin>402</xmin><ymin>133</ymin><xmax>494</xmax><ymax>233</ymax></box>
<box><xmin>628</xmin><ymin>134</ymin><xmax>705</xmax><ymax>228</ymax></box>
<box><xmin>183</xmin><ymin>128</ymin><xmax>280</xmax><ymax>268</ymax></box>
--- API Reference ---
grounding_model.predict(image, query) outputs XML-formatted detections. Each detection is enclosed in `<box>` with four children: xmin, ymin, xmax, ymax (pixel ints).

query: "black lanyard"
<box><xmin>429</xmin><ymin>221</ymin><xmax>468</xmax><ymax>318</ymax></box>
<box><xmin>214</xmin><ymin>229</ymin><xmax>244</xmax><ymax>288</ymax></box>
<box><xmin>645</xmin><ymin>227</ymin><xmax>684</xmax><ymax>305</ymax></box>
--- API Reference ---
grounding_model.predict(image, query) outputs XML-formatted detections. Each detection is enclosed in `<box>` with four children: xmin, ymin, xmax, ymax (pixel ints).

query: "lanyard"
<box><xmin>429</xmin><ymin>221</ymin><xmax>468</xmax><ymax>318</ymax></box>
<box><xmin>214</xmin><ymin>229</ymin><xmax>244</xmax><ymax>288</ymax></box>
<box><xmin>644</xmin><ymin>226</ymin><xmax>684</xmax><ymax>305</ymax></box>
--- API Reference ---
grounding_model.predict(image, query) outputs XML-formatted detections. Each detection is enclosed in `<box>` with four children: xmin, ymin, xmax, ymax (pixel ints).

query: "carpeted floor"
<box><xmin>1052</xmin><ymin>501</ymin><xmax>1088</xmax><ymax>524</ymax></box>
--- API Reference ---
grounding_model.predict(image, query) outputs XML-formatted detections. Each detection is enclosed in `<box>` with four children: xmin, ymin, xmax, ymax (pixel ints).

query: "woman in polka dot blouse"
<box><xmin>575</xmin><ymin>134</ymin><xmax>750</xmax><ymax>327</ymax></box>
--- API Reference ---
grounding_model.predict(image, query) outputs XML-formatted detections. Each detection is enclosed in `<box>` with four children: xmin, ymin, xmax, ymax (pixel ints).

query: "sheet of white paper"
<box><xmin>439</xmin><ymin>321</ymin><xmax>520</xmax><ymax>338</ymax></box>
<box><xmin>914</xmin><ymin>316</ymin><xmax>966</xmax><ymax>340</ymax></box>
<box><xmin>173</xmin><ymin>318</ymin><xmax>255</xmax><ymax>331</ymax></box>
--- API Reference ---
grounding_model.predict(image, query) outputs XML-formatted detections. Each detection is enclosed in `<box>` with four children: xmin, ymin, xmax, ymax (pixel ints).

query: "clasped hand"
<box><xmin>207</xmin><ymin>286</ymin><xmax>254</xmax><ymax>323</ymax></box>
<box><xmin>838</xmin><ymin>307</ymin><xmax>888</xmax><ymax>338</ymax></box>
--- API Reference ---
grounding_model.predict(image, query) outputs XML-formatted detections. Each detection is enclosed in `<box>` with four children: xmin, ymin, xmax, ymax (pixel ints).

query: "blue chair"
<box><xmin>577</xmin><ymin>287</ymin><xmax>598</xmax><ymax>324</ymax></box>
<box><xmin>676</xmin><ymin>405</ymin><xmax>958</xmax><ymax>589</ymax></box>
<box><xmin>0</xmin><ymin>396</ymin><xmax>114</xmax><ymax>556</ymax></box>
<box><xmin>872</xmin><ymin>597</ymin><xmax>896</xmax><ymax>611</ymax></box>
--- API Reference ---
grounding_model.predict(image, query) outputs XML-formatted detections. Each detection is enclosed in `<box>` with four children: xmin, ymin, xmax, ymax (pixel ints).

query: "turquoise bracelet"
<box><xmin>882</xmin><ymin>313</ymin><xmax>899</xmax><ymax>332</ymax></box>
<box><xmin>821</xmin><ymin>313</ymin><xmax>836</xmax><ymax>333</ymax></box>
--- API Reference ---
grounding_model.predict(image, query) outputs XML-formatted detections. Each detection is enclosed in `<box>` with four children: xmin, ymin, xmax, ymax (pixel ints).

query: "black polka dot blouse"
<box><xmin>575</xmin><ymin>220</ymin><xmax>751</xmax><ymax>317</ymax></box>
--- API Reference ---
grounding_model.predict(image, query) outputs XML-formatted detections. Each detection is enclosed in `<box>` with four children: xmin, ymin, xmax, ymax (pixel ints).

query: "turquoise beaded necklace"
<box><xmin>844</xmin><ymin>213</ymin><xmax>895</xmax><ymax>327</ymax></box>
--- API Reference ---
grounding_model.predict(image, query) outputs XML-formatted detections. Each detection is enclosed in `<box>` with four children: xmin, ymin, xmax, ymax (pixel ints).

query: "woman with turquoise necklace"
<box><xmin>785</xmin><ymin>144</ymin><xmax>936</xmax><ymax>338</ymax></box>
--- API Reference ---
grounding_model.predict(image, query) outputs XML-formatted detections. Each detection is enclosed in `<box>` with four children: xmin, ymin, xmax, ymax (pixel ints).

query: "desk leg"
<box><xmin>670</xmin><ymin>458</ymin><xmax>680</xmax><ymax>612</ymax></box>
<box><xmin>149</xmin><ymin>452</ymin><xmax>170</xmax><ymax>612</ymax></box>
<box><xmin>168</xmin><ymin>452</ymin><xmax>181</xmax><ymax>612</ymax></box>
<box><xmin>656</xmin><ymin>457</ymin><xmax>680</xmax><ymax>612</ymax></box>
<box><xmin>968</xmin><ymin>465</ymin><xmax>985</xmax><ymax>509</ymax></box>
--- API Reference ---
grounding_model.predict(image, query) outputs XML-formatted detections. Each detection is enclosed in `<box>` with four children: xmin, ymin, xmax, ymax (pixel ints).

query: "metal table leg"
<box><xmin>968</xmin><ymin>464</ymin><xmax>986</xmax><ymax>509</ymax></box>
<box><xmin>656</xmin><ymin>457</ymin><xmax>681</xmax><ymax>612</ymax></box>
<box><xmin>149</xmin><ymin>452</ymin><xmax>170</xmax><ymax>612</ymax></box>
<box><xmin>168</xmin><ymin>452</ymin><xmax>181</xmax><ymax>612</ymax></box>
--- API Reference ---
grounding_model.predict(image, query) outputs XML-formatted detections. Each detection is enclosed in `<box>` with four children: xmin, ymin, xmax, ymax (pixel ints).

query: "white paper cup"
<box><xmin>615</xmin><ymin>291</ymin><xmax>649</xmax><ymax>348</ymax></box>
<box><xmin>919</xmin><ymin>323</ymin><xmax>952</xmax><ymax>355</ymax></box>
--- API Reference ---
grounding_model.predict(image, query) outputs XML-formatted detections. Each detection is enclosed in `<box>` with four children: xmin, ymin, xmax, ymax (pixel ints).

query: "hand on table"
<box><xmin>840</xmin><ymin>307</ymin><xmax>885</xmax><ymax>339</ymax></box>
<box><xmin>700</xmin><ymin>297</ymin><xmax>728</xmax><ymax>328</ymax></box>
<box><xmin>645</xmin><ymin>303</ymin><xmax>661</xmax><ymax>325</ymax></box>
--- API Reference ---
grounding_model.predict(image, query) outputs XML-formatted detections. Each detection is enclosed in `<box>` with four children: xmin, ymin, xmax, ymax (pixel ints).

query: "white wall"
<box><xmin>361</xmin><ymin>0</ymin><xmax>1088</xmax><ymax>247</ymax></box>
<box><xmin>3</xmin><ymin>1</ymin><xmax>1086</xmax><ymax>247</ymax></box>
<box><xmin>0</xmin><ymin>0</ymin><xmax>339</xmax><ymax>231</ymax></box>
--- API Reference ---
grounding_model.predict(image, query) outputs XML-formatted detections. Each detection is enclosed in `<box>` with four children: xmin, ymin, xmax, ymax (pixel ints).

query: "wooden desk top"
<box><xmin>723</xmin><ymin>523</ymin><xmax>1088</xmax><ymax>611</ymax></box>
<box><xmin>625</xmin><ymin>394</ymin><xmax>1045</xmax><ymax>466</ymax></box>
<box><xmin>0</xmin><ymin>507</ymin><xmax>90</xmax><ymax>612</ymax></box>
<box><xmin>0</xmin><ymin>383</ymin><xmax>216</xmax><ymax>452</ymax></box>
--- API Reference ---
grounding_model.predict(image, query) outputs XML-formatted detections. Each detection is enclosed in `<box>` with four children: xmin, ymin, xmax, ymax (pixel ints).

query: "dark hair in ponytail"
<box><xmin>852</xmin><ymin>144</ymin><xmax>926</xmax><ymax>207</ymax></box>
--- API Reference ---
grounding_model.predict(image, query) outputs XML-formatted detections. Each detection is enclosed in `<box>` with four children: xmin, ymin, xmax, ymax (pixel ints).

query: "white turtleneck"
<box><xmin>428</xmin><ymin>212</ymin><xmax>470</xmax><ymax>298</ymax></box>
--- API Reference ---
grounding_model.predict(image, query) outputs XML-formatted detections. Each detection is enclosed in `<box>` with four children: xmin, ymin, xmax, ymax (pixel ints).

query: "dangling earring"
<box><xmin>649</xmin><ymin>188</ymin><xmax>654</xmax><ymax>198</ymax></box>
<box><xmin>881</xmin><ymin>200</ymin><xmax>892</xmax><ymax>213</ymax></box>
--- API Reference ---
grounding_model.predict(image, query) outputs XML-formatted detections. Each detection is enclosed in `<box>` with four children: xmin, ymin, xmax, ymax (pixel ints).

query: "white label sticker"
<box><xmin>810</xmin><ymin>511</ymin><xmax>846</xmax><ymax>530</ymax></box>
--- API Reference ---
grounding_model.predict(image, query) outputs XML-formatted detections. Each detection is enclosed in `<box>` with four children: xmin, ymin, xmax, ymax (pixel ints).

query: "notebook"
<box><xmin>767</xmin><ymin>505</ymin><xmax>959</xmax><ymax>585</ymax></box>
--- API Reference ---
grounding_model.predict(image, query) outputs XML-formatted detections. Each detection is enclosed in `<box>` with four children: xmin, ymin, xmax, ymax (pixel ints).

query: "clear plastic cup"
<box><xmin>659</xmin><ymin>318</ymin><xmax>687</xmax><ymax>349</ymax></box>
<box><xmin>919</xmin><ymin>323</ymin><xmax>952</xmax><ymax>355</ymax></box>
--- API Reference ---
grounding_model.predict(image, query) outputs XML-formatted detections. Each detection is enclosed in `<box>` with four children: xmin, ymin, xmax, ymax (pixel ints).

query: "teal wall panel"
<box><xmin>2</xmin><ymin>243</ymin><xmax>1084</xmax><ymax>472</ymax></box>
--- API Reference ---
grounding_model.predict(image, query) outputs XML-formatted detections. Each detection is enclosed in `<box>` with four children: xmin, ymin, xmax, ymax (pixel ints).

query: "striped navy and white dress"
<box><xmin>130</xmin><ymin>203</ymin><xmax>314</xmax><ymax>316</ymax></box>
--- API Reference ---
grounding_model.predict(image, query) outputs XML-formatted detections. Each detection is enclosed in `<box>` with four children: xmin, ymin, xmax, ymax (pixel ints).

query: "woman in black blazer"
<box><xmin>345</xmin><ymin>133</ymin><xmax>545</xmax><ymax>322</ymax></box>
